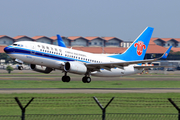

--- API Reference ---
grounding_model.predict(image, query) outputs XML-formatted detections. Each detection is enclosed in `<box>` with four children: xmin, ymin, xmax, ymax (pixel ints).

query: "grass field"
<box><xmin>1</xmin><ymin>80</ymin><xmax>180</xmax><ymax>88</ymax></box>
<box><xmin>0</xmin><ymin>71</ymin><xmax>180</xmax><ymax>88</ymax></box>
<box><xmin>0</xmin><ymin>70</ymin><xmax>180</xmax><ymax>116</ymax></box>
<box><xmin>0</xmin><ymin>93</ymin><xmax>180</xmax><ymax>115</ymax></box>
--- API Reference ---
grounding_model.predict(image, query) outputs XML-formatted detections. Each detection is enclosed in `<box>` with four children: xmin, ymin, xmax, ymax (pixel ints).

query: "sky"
<box><xmin>0</xmin><ymin>0</ymin><xmax>180</xmax><ymax>41</ymax></box>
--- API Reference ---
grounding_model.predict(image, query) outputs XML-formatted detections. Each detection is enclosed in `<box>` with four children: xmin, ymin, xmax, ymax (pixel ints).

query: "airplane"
<box><xmin>4</xmin><ymin>27</ymin><xmax>172</xmax><ymax>83</ymax></box>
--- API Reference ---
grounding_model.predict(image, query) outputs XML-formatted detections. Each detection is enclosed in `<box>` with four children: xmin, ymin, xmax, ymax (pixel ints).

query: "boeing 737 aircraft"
<box><xmin>4</xmin><ymin>27</ymin><xmax>172</xmax><ymax>83</ymax></box>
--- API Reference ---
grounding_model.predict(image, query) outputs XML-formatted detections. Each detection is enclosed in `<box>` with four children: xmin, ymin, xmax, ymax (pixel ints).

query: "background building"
<box><xmin>1</xmin><ymin>35</ymin><xmax>180</xmax><ymax>56</ymax></box>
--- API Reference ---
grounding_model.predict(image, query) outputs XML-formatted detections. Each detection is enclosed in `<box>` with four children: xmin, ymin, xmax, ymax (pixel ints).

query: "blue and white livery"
<box><xmin>4</xmin><ymin>27</ymin><xmax>171</xmax><ymax>83</ymax></box>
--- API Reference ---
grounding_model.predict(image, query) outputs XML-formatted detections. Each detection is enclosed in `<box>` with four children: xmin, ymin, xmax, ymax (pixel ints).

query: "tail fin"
<box><xmin>109</xmin><ymin>27</ymin><xmax>154</xmax><ymax>61</ymax></box>
<box><xmin>57</xmin><ymin>34</ymin><xmax>66</xmax><ymax>48</ymax></box>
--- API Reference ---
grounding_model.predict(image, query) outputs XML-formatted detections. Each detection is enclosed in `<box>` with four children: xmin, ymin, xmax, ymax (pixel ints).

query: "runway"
<box><xmin>1</xmin><ymin>88</ymin><xmax>180</xmax><ymax>93</ymax></box>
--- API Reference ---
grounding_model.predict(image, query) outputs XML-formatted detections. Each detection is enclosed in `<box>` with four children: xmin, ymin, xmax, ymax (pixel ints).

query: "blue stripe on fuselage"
<box><xmin>7</xmin><ymin>46</ymin><xmax>89</xmax><ymax>63</ymax></box>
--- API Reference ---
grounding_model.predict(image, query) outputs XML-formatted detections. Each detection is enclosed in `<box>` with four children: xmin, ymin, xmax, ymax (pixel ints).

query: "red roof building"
<box><xmin>32</xmin><ymin>36</ymin><xmax>53</xmax><ymax>44</ymax></box>
<box><xmin>0</xmin><ymin>45</ymin><xmax>7</xmax><ymax>53</ymax></box>
<box><xmin>0</xmin><ymin>35</ymin><xmax>180</xmax><ymax>54</ymax></box>
<box><xmin>13</xmin><ymin>36</ymin><xmax>34</xmax><ymax>41</ymax></box>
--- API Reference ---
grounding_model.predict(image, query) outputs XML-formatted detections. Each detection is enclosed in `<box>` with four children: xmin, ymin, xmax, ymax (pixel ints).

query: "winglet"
<box><xmin>57</xmin><ymin>34</ymin><xmax>66</xmax><ymax>48</ymax></box>
<box><xmin>161</xmin><ymin>46</ymin><xmax>172</xmax><ymax>59</ymax></box>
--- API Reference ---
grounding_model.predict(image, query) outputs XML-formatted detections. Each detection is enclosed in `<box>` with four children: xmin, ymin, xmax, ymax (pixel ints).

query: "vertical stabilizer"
<box><xmin>57</xmin><ymin>34</ymin><xmax>66</xmax><ymax>48</ymax></box>
<box><xmin>109</xmin><ymin>27</ymin><xmax>154</xmax><ymax>61</ymax></box>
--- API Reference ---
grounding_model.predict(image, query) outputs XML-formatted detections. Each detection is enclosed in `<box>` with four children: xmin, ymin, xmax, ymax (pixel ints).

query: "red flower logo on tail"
<box><xmin>134</xmin><ymin>41</ymin><xmax>146</xmax><ymax>56</ymax></box>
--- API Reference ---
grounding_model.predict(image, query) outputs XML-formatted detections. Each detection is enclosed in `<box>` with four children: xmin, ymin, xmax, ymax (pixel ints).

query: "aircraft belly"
<box><xmin>9</xmin><ymin>54</ymin><xmax>35</xmax><ymax>63</ymax></box>
<box><xmin>24</xmin><ymin>55</ymin><xmax>35</xmax><ymax>63</ymax></box>
<box><xmin>91</xmin><ymin>68</ymin><xmax>125</xmax><ymax>77</ymax></box>
<box><xmin>30</xmin><ymin>56</ymin><xmax>63</xmax><ymax>69</ymax></box>
<box><xmin>91</xmin><ymin>66</ymin><xmax>143</xmax><ymax>77</ymax></box>
<box><xmin>7</xmin><ymin>54</ymin><xmax>17</xmax><ymax>59</ymax></box>
<box><xmin>10</xmin><ymin>54</ymin><xmax>63</xmax><ymax>69</ymax></box>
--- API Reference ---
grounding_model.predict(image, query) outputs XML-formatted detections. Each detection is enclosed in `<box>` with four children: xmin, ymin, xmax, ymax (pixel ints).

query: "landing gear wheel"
<box><xmin>82</xmin><ymin>77</ymin><xmax>87</xmax><ymax>83</ymax></box>
<box><xmin>66</xmin><ymin>76</ymin><xmax>70</xmax><ymax>82</ymax></box>
<box><xmin>62</xmin><ymin>76</ymin><xmax>71</xmax><ymax>82</ymax></box>
<box><xmin>62</xmin><ymin>76</ymin><xmax>66</xmax><ymax>82</ymax></box>
<box><xmin>86</xmin><ymin>77</ymin><xmax>91</xmax><ymax>83</ymax></box>
<box><xmin>82</xmin><ymin>77</ymin><xmax>91</xmax><ymax>83</ymax></box>
<box><xmin>18</xmin><ymin>66</ymin><xmax>23</xmax><ymax>70</ymax></box>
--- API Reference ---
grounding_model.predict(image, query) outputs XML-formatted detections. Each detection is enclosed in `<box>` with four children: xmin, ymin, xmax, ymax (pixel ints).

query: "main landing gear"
<box><xmin>61</xmin><ymin>72</ymin><xmax>92</xmax><ymax>83</ymax></box>
<box><xmin>82</xmin><ymin>76</ymin><xmax>91</xmax><ymax>83</ymax></box>
<box><xmin>62</xmin><ymin>72</ymin><xmax>70</xmax><ymax>82</ymax></box>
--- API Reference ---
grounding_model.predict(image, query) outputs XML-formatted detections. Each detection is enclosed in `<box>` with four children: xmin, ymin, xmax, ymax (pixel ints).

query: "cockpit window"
<box><xmin>13</xmin><ymin>44</ymin><xmax>17</xmax><ymax>46</ymax></box>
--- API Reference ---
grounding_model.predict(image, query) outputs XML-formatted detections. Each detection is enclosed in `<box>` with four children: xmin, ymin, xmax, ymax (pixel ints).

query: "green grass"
<box><xmin>0</xmin><ymin>72</ymin><xmax>180</xmax><ymax>116</ymax></box>
<box><xmin>0</xmin><ymin>93</ymin><xmax>179</xmax><ymax>115</ymax></box>
<box><xmin>0</xmin><ymin>80</ymin><xmax>180</xmax><ymax>88</ymax></box>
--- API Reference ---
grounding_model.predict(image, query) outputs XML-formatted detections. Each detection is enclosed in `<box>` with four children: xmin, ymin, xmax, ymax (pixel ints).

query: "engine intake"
<box><xmin>30</xmin><ymin>64</ymin><xmax>53</xmax><ymax>74</ymax></box>
<box><xmin>64</xmin><ymin>62</ymin><xmax>87</xmax><ymax>74</ymax></box>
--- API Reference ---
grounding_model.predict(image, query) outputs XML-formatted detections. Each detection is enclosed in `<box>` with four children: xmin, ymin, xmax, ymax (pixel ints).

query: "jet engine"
<box><xmin>30</xmin><ymin>64</ymin><xmax>53</xmax><ymax>74</ymax></box>
<box><xmin>64</xmin><ymin>62</ymin><xmax>87</xmax><ymax>74</ymax></box>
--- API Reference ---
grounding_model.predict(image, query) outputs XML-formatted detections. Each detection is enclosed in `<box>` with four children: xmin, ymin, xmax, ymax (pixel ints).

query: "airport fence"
<box><xmin>0</xmin><ymin>113</ymin><xmax>178</xmax><ymax>120</ymax></box>
<box><xmin>0</xmin><ymin>97</ymin><xmax>180</xmax><ymax>120</ymax></box>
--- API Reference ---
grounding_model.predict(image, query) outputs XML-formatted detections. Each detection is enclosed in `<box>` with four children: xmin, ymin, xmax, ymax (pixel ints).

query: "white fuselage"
<box><xmin>6</xmin><ymin>41</ymin><xmax>143</xmax><ymax>77</ymax></box>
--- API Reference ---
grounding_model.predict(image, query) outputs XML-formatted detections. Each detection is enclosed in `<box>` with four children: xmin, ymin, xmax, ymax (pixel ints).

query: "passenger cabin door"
<box><xmin>31</xmin><ymin>44</ymin><xmax>36</xmax><ymax>55</ymax></box>
<box><xmin>25</xmin><ymin>43</ymin><xmax>36</xmax><ymax>63</ymax></box>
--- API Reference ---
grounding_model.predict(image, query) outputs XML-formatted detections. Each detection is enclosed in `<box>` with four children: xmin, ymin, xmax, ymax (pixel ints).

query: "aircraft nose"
<box><xmin>4</xmin><ymin>47</ymin><xmax>12</xmax><ymax>53</ymax></box>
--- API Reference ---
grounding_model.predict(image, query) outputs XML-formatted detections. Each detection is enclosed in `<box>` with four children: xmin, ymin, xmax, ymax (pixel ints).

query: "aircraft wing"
<box><xmin>86</xmin><ymin>58</ymin><xmax>159</xmax><ymax>71</ymax></box>
<box><xmin>86</xmin><ymin>46</ymin><xmax>172</xmax><ymax>71</ymax></box>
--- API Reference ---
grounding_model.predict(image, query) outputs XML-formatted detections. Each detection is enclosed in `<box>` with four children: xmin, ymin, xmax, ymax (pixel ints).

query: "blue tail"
<box><xmin>57</xmin><ymin>34</ymin><xmax>66</xmax><ymax>48</ymax></box>
<box><xmin>161</xmin><ymin>46</ymin><xmax>172</xmax><ymax>59</ymax></box>
<box><xmin>109</xmin><ymin>27</ymin><xmax>154</xmax><ymax>61</ymax></box>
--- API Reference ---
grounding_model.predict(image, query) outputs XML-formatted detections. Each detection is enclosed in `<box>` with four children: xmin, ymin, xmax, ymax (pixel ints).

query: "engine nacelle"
<box><xmin>30</xmin><ymin>64</ymin><xmax>53</xmax><ymax>74</ymax></box>
<box><xmin>64</xmin><ymin>62</ymin><xmax>87</xmax><ymax>74</ymax></box>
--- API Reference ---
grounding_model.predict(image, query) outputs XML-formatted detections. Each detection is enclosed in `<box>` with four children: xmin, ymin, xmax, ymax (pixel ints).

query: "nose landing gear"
<box><xmin>18</xmin><ymin>65</ymin><xmax>23</xmax><ymax>70</ymax></box>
